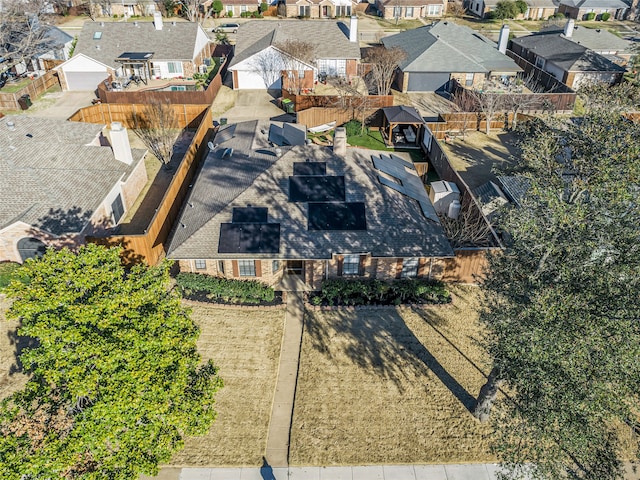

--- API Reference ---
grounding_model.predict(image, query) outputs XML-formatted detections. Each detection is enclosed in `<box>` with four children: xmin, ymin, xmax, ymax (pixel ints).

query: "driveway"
<box><xmin>217</xmin><ymin>89</ymin><xmax>286</xmax><ymax>123</ymax></box>
<box><xmin>30</xmin><ymin>91</ymin><xmax>96</xmax><ymax>120</ymax></box>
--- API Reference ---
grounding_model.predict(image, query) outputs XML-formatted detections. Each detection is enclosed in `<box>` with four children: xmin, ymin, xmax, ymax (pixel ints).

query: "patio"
<box><xmin>105</xmin><ymin>77</ymin><xmax>201</xmax><ymax>93</ymax></box>
<box><xmin>380</xmin><ymin>105</ymin><xmax>424</xmax><ymax>149</ymax></box>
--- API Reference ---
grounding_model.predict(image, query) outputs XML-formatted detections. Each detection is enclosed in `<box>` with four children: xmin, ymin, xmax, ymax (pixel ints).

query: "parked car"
<box><xmin>213</xmin><ymin>23</ymin><xmax>239</xmax><ymax>34</ymax></box>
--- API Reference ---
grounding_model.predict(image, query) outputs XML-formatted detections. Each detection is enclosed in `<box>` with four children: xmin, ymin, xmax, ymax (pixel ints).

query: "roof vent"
<box><xmin>172</xmin><ymin>20</ymin><xmax>176</xmax><ymax>26</ymax></box>
<box><xmin>133</xmin><ymin>21</ymin><xmax>138</xmax><ymax>27</ymax></box>
<box><xmin>96</xmin><ymin>45</ymin><xmax>100</xmax><ymax>50</ymax></box>
<box><xmin>6</xmin><ymin>120</ymin><xmax>15</xmax><ymax>131</ymax></box>
<box><xmin>100</xmin><ymin>21</ymin><xmax>104</xmax><ymax>26</ymax></box>
<box><xmin>26</xmin><ymin>133</ymin><xmax>33</xmax><ymax>138</ymax></box>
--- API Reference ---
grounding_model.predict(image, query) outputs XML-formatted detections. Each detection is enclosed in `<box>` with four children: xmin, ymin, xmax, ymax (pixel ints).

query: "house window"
<box><xmin>299</xmin><ymin>5</ymin><xmax>310</xmax><ymax>16</ymax></box>
<box><xmin>343</xmin><ymin>255</ymin><xmax>360</xmax><ymax>275</ymax></box>
<box><xmin>17</xmin><ymin>237</ymin><xmax>47</xmax><ymax>262</ymax></box>
<box><xmin>465</xmin><ymin>72</ymin><xmax>474</xmax><ymax>86</ymax></box>
<box><xmin>401</xmin><ymin>258</ymin><xmax>419</xmax><ymax>278</ymax></box>
<box><xmin>226</xmin><ymin>4</ymin><xmax>233</xmax><ymax>13</ymax></box>
<box><xmin>195</xmin><ymin>259</ymin><xmax>206</xmax><ymax>270</ymax></box>
<box><xmin>393</xmin><ymin>6</ymin><xmax>402</xmax><ymax>16</ymax></box>
<box><xmin>238</xmin><ymin>260</ymin><xmax>256</xmax><ymax>277</ymax></box>
<box><xmin>167</xmin><ymin>62</ymin><xmax>183</xmax><ymax>74</ymax></box>
<box><xmin>272</xmin><ymin>260</ymin><xmax>280</xmax><ymax>272</ymax></box>
<box><xmin>240</xmin><ymin>4</ymin><xmax>247</xmax><ymax>12</ymax></box>
<box><xmin>111</xmin><ymin>194</ymin><xmax>124</xmax><ymax>224</ymax></box>
<box><xmin>405</xmin><ymin>6</ymin><xmax>414</xmax><ymax>16</ymax></box>
<box><xmin>336</xmin><ymin>5</ymin><xmax>351</xmax><ymax>16</ymax></box>
<box><xmin>535</xmin><ymin>57</ymin><xmax>545</xmax><ymax>69</ymax></box>
<box><xmin>218</xmin><ymin>261</ymin><xmax>225</xmax><ymax>274</ymax></box>
<box><xmin>427</xmin><ymin>4</ymin><xmax>441</xmax><ymax>15</ymax></box>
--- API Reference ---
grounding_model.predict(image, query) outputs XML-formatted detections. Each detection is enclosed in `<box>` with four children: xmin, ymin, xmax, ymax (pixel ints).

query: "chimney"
<box><xmin>154</xmin><ymin>11</ymin><xmax>163</xmax><ymax>30</ymax></box>
<box><xmin>564</xmin><ymin>19</ymin><xmax>575</xmax><ymax>38</ymax></box>
<box><xmin>333</xmin><ymin>127</ymin><xmax>347</xmax><ymax>156</ymax></box>
<box><xmin>110</xmin><ymin>122</ymin><xmax>133</xmax><ymax>165</ymax></box>
<box><xmin>497</xmin><ymin>24</ymin><xmax>510</xmax><ymax>54</ymax></box>
<box><xmin>349</xmin><ymin>15</ymin><xmax>358</xmax><ymax>43</ymax></box>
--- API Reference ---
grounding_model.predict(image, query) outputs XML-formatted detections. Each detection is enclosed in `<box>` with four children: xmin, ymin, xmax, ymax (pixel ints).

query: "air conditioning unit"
<box><xmin>198</xmin><ymin>64</ymin><xmax>207</xmax><ymax>74</ymax></box>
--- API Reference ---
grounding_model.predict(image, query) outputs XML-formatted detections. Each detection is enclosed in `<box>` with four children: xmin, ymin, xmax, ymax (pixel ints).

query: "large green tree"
<box><xmin>474</xmin><ymin>86</ymin><xmax>640</xmax><ymax>479</ymax></box>
<box><xmin>0</xmin><ymin>244</ymin><xmax>222</xmax><ymax>479</ymax></box>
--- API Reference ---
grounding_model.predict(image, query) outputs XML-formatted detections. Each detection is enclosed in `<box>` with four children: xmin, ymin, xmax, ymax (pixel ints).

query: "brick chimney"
<box><xmin>154</xmin><ymin>11</ymin><xmax>163</xmax><ymax>31</ymax></box>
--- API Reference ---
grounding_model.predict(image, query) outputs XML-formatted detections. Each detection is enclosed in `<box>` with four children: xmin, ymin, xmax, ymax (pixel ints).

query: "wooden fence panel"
<box><xmin>430</xmin><ymin>248</ymin><xmax>495</xmax><ymax>283</ymax></box>
<box><xmin>68</xmin><ymin>103</ymin><xmax>208</xmax><ymax>129</ymax></box>
<box><xmin>283</xmin><ymin>90</ymin><xmax>393</xmax><ymax>112</ymax></box>
<box><xmin>0</xmin><ymin>71</ymin><xmax>60</xmax><ymax>110</ymax></box>
<box><xmin>87</xmin><ymin>108</ymin><xmax>214</xmax><ymax>264</ymax></box>
<box><xmin>297</xmin><ymin>107</ymin><xmax>383</xmax><ymax>129</ymax></box>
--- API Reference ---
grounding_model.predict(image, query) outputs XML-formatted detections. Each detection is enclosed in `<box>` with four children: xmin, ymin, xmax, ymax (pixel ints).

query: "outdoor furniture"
<box><xmin>403</xmin><ymin>128</ymin><xmax>416</xmax><ymax>143</ymax></box>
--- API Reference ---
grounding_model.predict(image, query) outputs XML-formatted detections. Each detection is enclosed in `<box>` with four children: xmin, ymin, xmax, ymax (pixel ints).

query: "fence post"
<box><xmin>183</xmin><ymin>104</ymin><xmax>188</xmax><ymax>128</ymax></box>
<box><xmin>108</xmin><ymin>103</ymin><xmax>113</xmax><ymax>124</ymax></box>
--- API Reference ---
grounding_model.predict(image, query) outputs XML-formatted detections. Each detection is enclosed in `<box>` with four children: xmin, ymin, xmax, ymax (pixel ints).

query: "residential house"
<box><xmin>381</xmin><ymin>21</ymin><xmax>522</xmax><ymax>92</ymax></box>
<box><xmin>284</xmin><ymin>0</ymin><xmax>357</xmax><ymax>18</ymax></box>
<box><xmin>55</xmin><ymin>14</ymin><xmax>210</xmax><ymax>91</ymax></box>
<box><xmin>217</xmin><ymin>0</ymin><xmax>262</xmax><ymax>17</ymax></box>
<box><xmin>0</xmin><ymin>117</ymin><xmax>147</xmax><ymax>263</ymax></box>
<box><xmin>91</xmin><ymin>0</ymin><xmax>159</xmax><ymax>17</ymax></box>
<box><xmin>30</xmin><ymin>26</ymin><xmax>75</xmax><ymax>73</ymax></box>
<box><xmin>558</xmin><ymin>0</ymin><xmax>628</xmax><ymax>19</ymax></box>
<box><xmin>228</xmin><ymin>19</ymin><xmax>361</xmax><ymax>90</ymax></box>
<box><xmin>509</xmin><ymin>20</ymin><xmax>627</xmax><ymax>88</ymax></box>
<box><xmin>375</xmin><ymin>0</ymin><xmax>447</xmax><ymax>19</ymax></box>
<box><xmin>166</xmin><ymin>121</ymin><xmax>454</xmax><ymax>289</ymax></box>
<box><xmin>469</xmin><ymin>0</ymin><xmax>559</xmax><ymax>18</ymax></box>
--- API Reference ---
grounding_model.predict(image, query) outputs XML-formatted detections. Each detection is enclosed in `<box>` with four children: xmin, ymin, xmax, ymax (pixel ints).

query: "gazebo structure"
<box><xmin>115</xmin><ymin>52</ymin><xmax>154</xmax><ymax>85</ymax></box>
<box><xmin>381</xmin><ymin>105</ymin><xmax>424</xmax><ymax>148</ymax></box>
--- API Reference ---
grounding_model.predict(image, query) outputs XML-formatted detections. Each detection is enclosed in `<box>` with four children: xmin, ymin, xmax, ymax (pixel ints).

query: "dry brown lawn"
<box><xmin>169</xmin><ymin>303</ymin><xmax>285</xmax><ymax>467</ymax></box>
<box><xmin>290</xmin><ymin>285</ymin><xmax>495</xmax><ymax>465</ymax></box>
<box><xmin>0</xmin><ymin>296</ymin><xmax>29</xmax><ymax>401</ymax></box>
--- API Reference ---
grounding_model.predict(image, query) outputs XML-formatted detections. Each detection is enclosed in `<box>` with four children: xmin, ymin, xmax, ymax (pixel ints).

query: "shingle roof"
<box><xmin>229</xmin><ymin>20</ymin><xmax>360</xmax><ymax>69</ymax></box>
<box><xmin>497</xmin><ymin>175</ymin><xmax>530</xmax><ymax>207</ymax></box>
<box><xmin>74</xmin><ymin>21</ymin><xmax>204</xmax><ymax>68</ymax></box>
<box><xmin>559</xmin><ymin>0</ymin><xmax>628</xmax><ymax>8</ymax></box>
<box><xmin>539</xmin><ymin>24</ymin><xmax>631</xmax><ymax>53</ymax></box>
<box><xmin>167</xmin><ymin>120</ymin><xmax>454</xmax><ymax>260</ymax></box>
<box><xmin>0</xmin><ymin>116</ymin><xmax>145</xmax><ymax>234</ymax></box>
<box><xmin>511</xmin><ymin>33</ymin><xmax>627</xmax><ymax>72</ymax></box>
<box><xmin>381</xmin><ymin>21</ymin><xmax>521</xmax><ymax>74</ymax></box>
<box><xmin>379</xmin><ymin>0</ymin><xmax>444</xmax><ymax>6</ymax></box>
<box><xmin>383</xmin><ymin>105</ymin><xmax>424</xmax><ymax>123</ymax></box>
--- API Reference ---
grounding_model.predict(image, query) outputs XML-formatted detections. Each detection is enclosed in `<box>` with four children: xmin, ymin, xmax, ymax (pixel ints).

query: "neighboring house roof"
<box><xmin>42</xmin><ymin>26</ymin><xmax>74</xmax><ymax>50</ymax></box>
<box><xmin>73</xmin><ymin>21</ymin><xmax>205</xmax><ymax>68</ymax></box>
<box><xmin>483</xmin><ymin>0</ymin><xmax>558</xmax><ymax>7</ymax></box>
<box><xmin>559</xmin><ymin>0</ymin><xmax>628</xmax><ymax>8</ymax></box>
<box><xmin>497</xmin><ymin>175</ymin><xmax>530</xmax><ymax>207</ymax></box>
<box><xmin>511</xmin><ymin>33</ymin><xmax>626</xmax><ymax>72</ymax></box>
<box><xmin>378</xmin><ymin>0</ymin><xmax>444</xmax><ymax>7</ymax></box>
<box><xmin>539</xmin><ymin>24</ymin><xmax>631</xmax><ymax>53</ymax></box>
<box><xmin>229</xmin><ymin>20</ymin><xmax>360</xmax><ymax>69</ymax></box>
<box><xmin>0</xmin><ymin>116</ymin><xmax>145</xmax><ymax>234</ymax></box>
<box><xmin>381</xmin><ymin>21</ymin><xmax>521</xmax><ymax>74</ymax></box>
<box><xmin>383</xmin><ymin>105</ymin><xmax>424</xmax><ymax>123</ymax></box>
<box><xmin>166</xmin><ymin>120</ymin><xmax>454</xmax><ymax>260</ymax></box>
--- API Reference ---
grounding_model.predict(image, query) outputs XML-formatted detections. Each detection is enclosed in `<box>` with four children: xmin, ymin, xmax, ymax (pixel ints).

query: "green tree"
<box><xmin>515</xmin><ymin>0</ymin><xmax>528</xmax><ymax>13</ymax></box>
<box><xmin>0</xmin><ymin>244</ymin><xmax>223</xmax><ymax>479</ymax></box>
<box><xmin>473</xmin><ymin>85</ymin><xmax>640</xmax><ymax>479</ymax></box>
<box><xmin>494</xmin><ymin>0</ymin><xmax>520</xmax><ymax>18</ymax></box>
<box><xmin>211</xmin><ymin>0</ymin><xmax>223</xmax><ymax>16</ymax></box>
<box><xmin>259</xmin><ymin>1</ymin><xmax>268</xmax><ymax>12</ymax></box>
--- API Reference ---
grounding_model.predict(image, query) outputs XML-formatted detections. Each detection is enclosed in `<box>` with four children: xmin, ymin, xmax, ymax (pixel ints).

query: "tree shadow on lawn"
<box><xmin>305</xmin><ymin>308</ymin><xmax>477</xmax><ymax>413</ymax></box>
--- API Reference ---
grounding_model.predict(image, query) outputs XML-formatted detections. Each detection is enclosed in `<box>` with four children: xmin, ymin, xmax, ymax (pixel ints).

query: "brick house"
<box><xmin>285</xmin><ymin>0</ymin><xmax>357</xmax><ymax>18</ymax></box>
<box><xmin>558</xmin><ymin>0</ymin><xmax>628</xmax><ymax>19</ymax></box>
<box><xmin>228</xmin><ymin>19</ymin><xmax>361</xmax><ymax>89</ymax></box>
<box><xmin>218</xmin><ymin>0</ymin><xmax>262</xmax><ymax>17</ymax></box>
<box><xmin>166</xmin><ymin>121</ymin><xmax>455</xmax><ymax>290</ymax></box>
<box><xmin>0</xmin><ymin>117</ymin><xmax>147</xmax><ymax>263</ymax></box>
<box><xmin>375</xmin><ymin>0</ymin><xmax>447</xmax><ymax>19</ymax></box>
<box><xmin>55</xmin><ymin>14</ymin><xmax>210</xmax><ymax>91</ymax></box>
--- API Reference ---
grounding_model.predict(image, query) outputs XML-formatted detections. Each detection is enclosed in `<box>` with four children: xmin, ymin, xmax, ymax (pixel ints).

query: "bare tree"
<box><xmin>465</xmin><ymin>87</ymin><xmax>507</xmax><ymax>135</ymax></box>
<box><xmin>274</xmin><ymin>40</ymin><xmax>314</xmax><ymax>95</ymax></box>
<box><xmin>503</xmin><ymin>71</ymin><xmax>552</xmax><ymax>130</ymax></box>
<box><xmin>175</xmin><ymin>0</ymin><xmax>202</xmax><ymax>21</ymax></box>
<box><xmin>248</xmin><ymin>47</ymin><xmax>287</xmax><ymax>90</ymax></box>
<box><xmin>363</xmin><ymin>45</ymin><xmax>406</xmax><ymax>96</ymax></box>
<box><xmin>446</xmin><ymin>0</ymin><xmax>466</xmax><ymax>17</ymax></box>
<box><xmin>450</xmin><ymin>87</ymin><xmax>479</xmax><ymax>140</ymax></box>
<box><xmin>134</xmin><ymin>100</ymin><xmax>180</xmax><ymax>170</ymax></box>
<box><xmin>437</xmin><ymin>203</ymin><xmax>493</xmax><ymax>248</ymax></box>
<box><xmin>330</xmin><ymin>77</ymin><xmax>378</xmax><ymax>134</ymax></box>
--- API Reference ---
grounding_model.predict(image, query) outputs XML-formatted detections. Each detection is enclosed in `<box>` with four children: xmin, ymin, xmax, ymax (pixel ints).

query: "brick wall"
<box><xmin>177</xmin><ymin>259</ymin><xmax>285</xmax><ymax>287</ymax></box>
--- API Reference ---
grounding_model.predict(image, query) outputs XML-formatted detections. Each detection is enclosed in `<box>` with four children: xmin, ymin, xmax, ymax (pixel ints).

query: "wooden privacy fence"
<box><xmin>282</xmin><ymin>90</ymin><xmax>393</xmax><ymax>112</ymax></box>
<box><xmin>86</xmin><ymin>108</ymin><xmax>214</xmax><ymax>265</ymax></box>
<box><xmin>0</xmin><ymin>71</ymin><xmax>60</xmax><ymax>110</ymax></box>
<box><xmin>68</xmin><ymin>103</ymin><xmax>209</xmax><ymax>129</ymax></box>
<box><xmin>297</xmin><ymin>107</ymin><xmax>384</xmax><ymax>129</ymax></box>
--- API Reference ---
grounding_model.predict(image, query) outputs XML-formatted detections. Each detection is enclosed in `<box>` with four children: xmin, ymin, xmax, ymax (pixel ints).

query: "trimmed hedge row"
<box><xmin>176</xmin><ymin>273</ymin><xmax>275</xmax><ymax>304</ymax></box>
<box><xmin>310</xmin><ymin>278</ymin><xmax>451</xmax><ymax>306</ymax></box>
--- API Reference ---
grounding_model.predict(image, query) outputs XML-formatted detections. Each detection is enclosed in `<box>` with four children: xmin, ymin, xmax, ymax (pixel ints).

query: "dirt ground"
<box><xmin>439</xmin><ymin>130</ymin><xmax>521</xmax><ymax>191</ymax></box>
<box><xmin>169</xmin><ymin>303</ymin><xmax>285</xmax><ymax>467</ymax></box>
<box><xmin>290</xmin><ymin>285</ymin><xmax>495</xmax><ymax>466</ymax></box>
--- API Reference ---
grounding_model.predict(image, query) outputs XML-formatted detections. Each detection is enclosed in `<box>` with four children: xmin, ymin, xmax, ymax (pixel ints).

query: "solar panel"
<box><xmin>283</xmin><ymin>123</ymin><xmax>306</xmax><ymax>146</ymax></box>
<box><xmin>308</xmin><ymin>203</ymin><xmax>366</xmax><ymax>231</ymax></box>
<box><xmin>218</xmin><ymin>223</ymin><xmax>280</xmax><ymax>254</ymax></box>
<box><xmin>232</xmin><ymin>207</ymin><xmax>268</xmax><ymax>224</ymax></box>
<box><xmin>289</xmin><ymin>176</ymin><xmax>345</xmax><ymax>202</ymax></box>
<box><xmin>293</xmin><ymin>162</ymin><xmax>327</xmax><ymax>176</ymax></box>
<box><xmin>214</xmin><ymin>124</ymin><xmax>236</xmax><ymax>145</ymax></box>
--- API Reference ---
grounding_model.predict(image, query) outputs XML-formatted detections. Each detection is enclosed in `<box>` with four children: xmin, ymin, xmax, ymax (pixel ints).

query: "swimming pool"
<box><xmin>152</xmin><ymin>84</ymin><xmax>199</xmax><ymax>92</ymax></box>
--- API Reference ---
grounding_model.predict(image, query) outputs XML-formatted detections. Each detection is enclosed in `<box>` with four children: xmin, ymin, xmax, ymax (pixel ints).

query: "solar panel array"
<box><xmin>308</xmin><ymin>203</ymin><xmax>366</xmax><ymax>231</ymax></box>
<box><xmin>289</xmin><ymin>176</ymin><xmax>346</xmax><ymax>202</ymax></box>
<box><xmin>293</xmin><ymin>161</ymin><xmax>327</xmax><ymax>176</ymax></box>
<box><xmin>218</xmin><ymin>207</ymin><xmax>281</xmax><ymax>254</ymax></box>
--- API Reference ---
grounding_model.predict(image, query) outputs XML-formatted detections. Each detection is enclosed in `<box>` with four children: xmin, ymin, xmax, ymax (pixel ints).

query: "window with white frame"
<box><xmin>226</xmin><ymin>4</ymin><xmax>233</xmax><ymax>13</ymax></box>
<box><xmin>218</xmin><ymin>261</ymin><xmax>225</xmax><ymax>274</ymax></box>
<box><xmin>299</xmin><ymin>5</ymin><xmax>310</xmax><ymax>16</ymax></box>
<box><xmin>343</xmin><ymin>255</ymin><xmax>360</xmax><ymax>275</ymax></box>
<box><xmin>401</xmin><ymin>258</ymin><xmax>419</xmax><ymax>278</ymax></box>
<box><xmin>405</xmin><ymin>6</ymin><xmax>414</xmax><ymax>16</ymax></box>
<box><xmin>336</xmin><ymin>5</ymin><xmax>351</xmax><ymax>16</ymax></box>
<box><xmin>465</xmin><ymin>72</ymin><xmax>474</xmax><ymax>86</ymax></box>
<box><xmin>195</xmin><ymin>259</ymin><xmax>206</xmax><ymax>270</ymax></box>
<box><xmin>240</xmin><ymin>4</ymin><xmax>247</xmax><ymax>12</ymax></box>
<box><xmin>238</xmin><ymin>260</ymin><xmax>256</xmax><ymax>276</ymax></box>
<box><xmin>272</xmin><ymin>260</ymin><xmax>280</xmax><ymax>272</ymax></box>
<box><xmin>167</xmin><ymin>62</ymin><xmax>183</xmax><ymax>74</ymax></box>
<box><xmin>427</xmin><ymin>4</ymin><xmax>441</xmax><ymax>15</ymax></box>
<box><xmin>393</xmin><ymin>6</ymin><xmax>402</xmax><ymax>16</ymax></box>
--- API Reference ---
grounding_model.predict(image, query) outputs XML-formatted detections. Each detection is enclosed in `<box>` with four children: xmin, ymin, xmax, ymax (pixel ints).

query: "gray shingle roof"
<box><xmin>539</xmin><ymin>24</ymin><xmax>631</xmax><ymax>53</ymax></box>
<box><xmin>511</xmin><ymin>33</ymin><xmax>627</xmax><ymax>72</ymax></box>
<box><xmin>229</xmin><ymin>20</ymin><xmax>360</xmax><ymax>69</ymax></box>
<box><xmin>167</xmin><ymin>120</ymin><xmax>454</xmax><ymax>260</ymax></box>
<box><xmin>0</xmin><ymin>116</ymin><xmax>145</xmax><ymax>234</ymax></box>
<box><xmin>74</xmin><ymin>21</ymin><xmax>204</xmax><ymax>68</ymax></box>
<box><xmin>497</xmin><ymin>175</ymin><xmax>530</xmax><ymax>207</ymax></box>
<box><xmin>383</xmin><ymin>105</ymin><xmax>424</xmax><ymax>123</ymax></box>
<box><xmin>559</xmin><ymin>0</ymin><xmax>628</xmax><ymax>8</ymax></box>
<box><xmin>381</xmin><ymin>21</ymin><xmax>521</xmax><ymax>74</ymax></box>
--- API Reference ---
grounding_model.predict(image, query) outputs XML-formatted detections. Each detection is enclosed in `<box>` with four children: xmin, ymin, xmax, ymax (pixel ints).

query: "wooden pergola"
<box><xmin>381</xmin><ymin>105</ymin><xmax>424</xmax><ymax>145</ymax></box>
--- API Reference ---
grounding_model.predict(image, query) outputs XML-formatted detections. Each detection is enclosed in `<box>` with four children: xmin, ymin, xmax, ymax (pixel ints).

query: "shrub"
<box><xmin>251</xmin><ymin>10</ymin><xmax>263</xmax><ymax>17</ymax></box>
<box><xmin>515</xmin><ymin>0</ymin><xmax>528</xmax><ymax>14</ymax></box>
<box><xmin>344</xmin><ymin>120</ymin><xmax>363</xmax><ymax>137</ymax></box>
<box><xmin>259</xmin><ymin>1</ymin><xmax>268</xmax><ymax>12</ymax></box>
<box><xmin>227</xmin><ymin>10</ymin><xmax>233</xmax><ymax>17</ymax></box>
<box><xmin>176</xmin><ymin>272</ymin><xmax>275</xmax><ymax>304</ymax></box>
<box><xmin>585</xmin><ymin>12</ymin><xmax>596</xmax><ymax>20</ymax></box>
<box><xmin>311</xmin><ymin>278</ymin><xmax>451</xmax><ymax>306</ymax></box>
<box><xmin>240</xmin><ymin>11</ymin><xmax>251</xmax><ymax>17</ymax></box>
<box><xmin>600</xmin><ymin>12</ymin><xmax>611</xmax><ymax>20</ymax></box>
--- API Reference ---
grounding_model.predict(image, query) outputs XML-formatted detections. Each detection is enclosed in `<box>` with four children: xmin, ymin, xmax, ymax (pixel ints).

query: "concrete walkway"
<box><xmin>264</xmin><ymin>292</ymin><xmax>305</xmax><ymax>467</ymax></box>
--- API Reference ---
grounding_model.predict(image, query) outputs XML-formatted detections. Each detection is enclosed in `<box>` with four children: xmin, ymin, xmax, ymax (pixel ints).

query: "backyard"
<box><xmin>290</xmin><ymin>285</ymin><xmax>495</xmax><ymax>465</ymax></box>
<box><xmin>169</xmin><ymin>303</ymin><xmax>285</xmax><ymax>467</ymax></box>
<box><xmin>346</xmin><ymin>128</ymin><xmax>425</xmax><ymax>163</ymax></box>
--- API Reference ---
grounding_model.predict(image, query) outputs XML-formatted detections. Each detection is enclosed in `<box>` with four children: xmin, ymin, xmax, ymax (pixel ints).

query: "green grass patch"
<box><xmin>375</xmin><ymin>17</ymin><xmax>424</xmax><ymax>30</ymax></box>
<box><xmin>347</xmin><ymin>130</ymin><xmax>425</xmax><ymax>163</ymax></box>
<box><xmin>0</xmin><ymin>263</ymin><xmax>21</xmax><ymax>291</ymax></box>
<box><xmin>0</xmin><ymin>78</ymin><xmax>31</xmax><ymax>93</ymax></box>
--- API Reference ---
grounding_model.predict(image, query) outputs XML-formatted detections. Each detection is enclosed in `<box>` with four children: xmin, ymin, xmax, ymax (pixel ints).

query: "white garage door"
<box><xmin>236</xmin><ymin>70</ymin><xmax>281</xmax><ymax>90</ymax></box>
<box><xmin>65</xmin><ymin>71</ymin><xmax>109</xmax><ymax>91</ymax></box>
